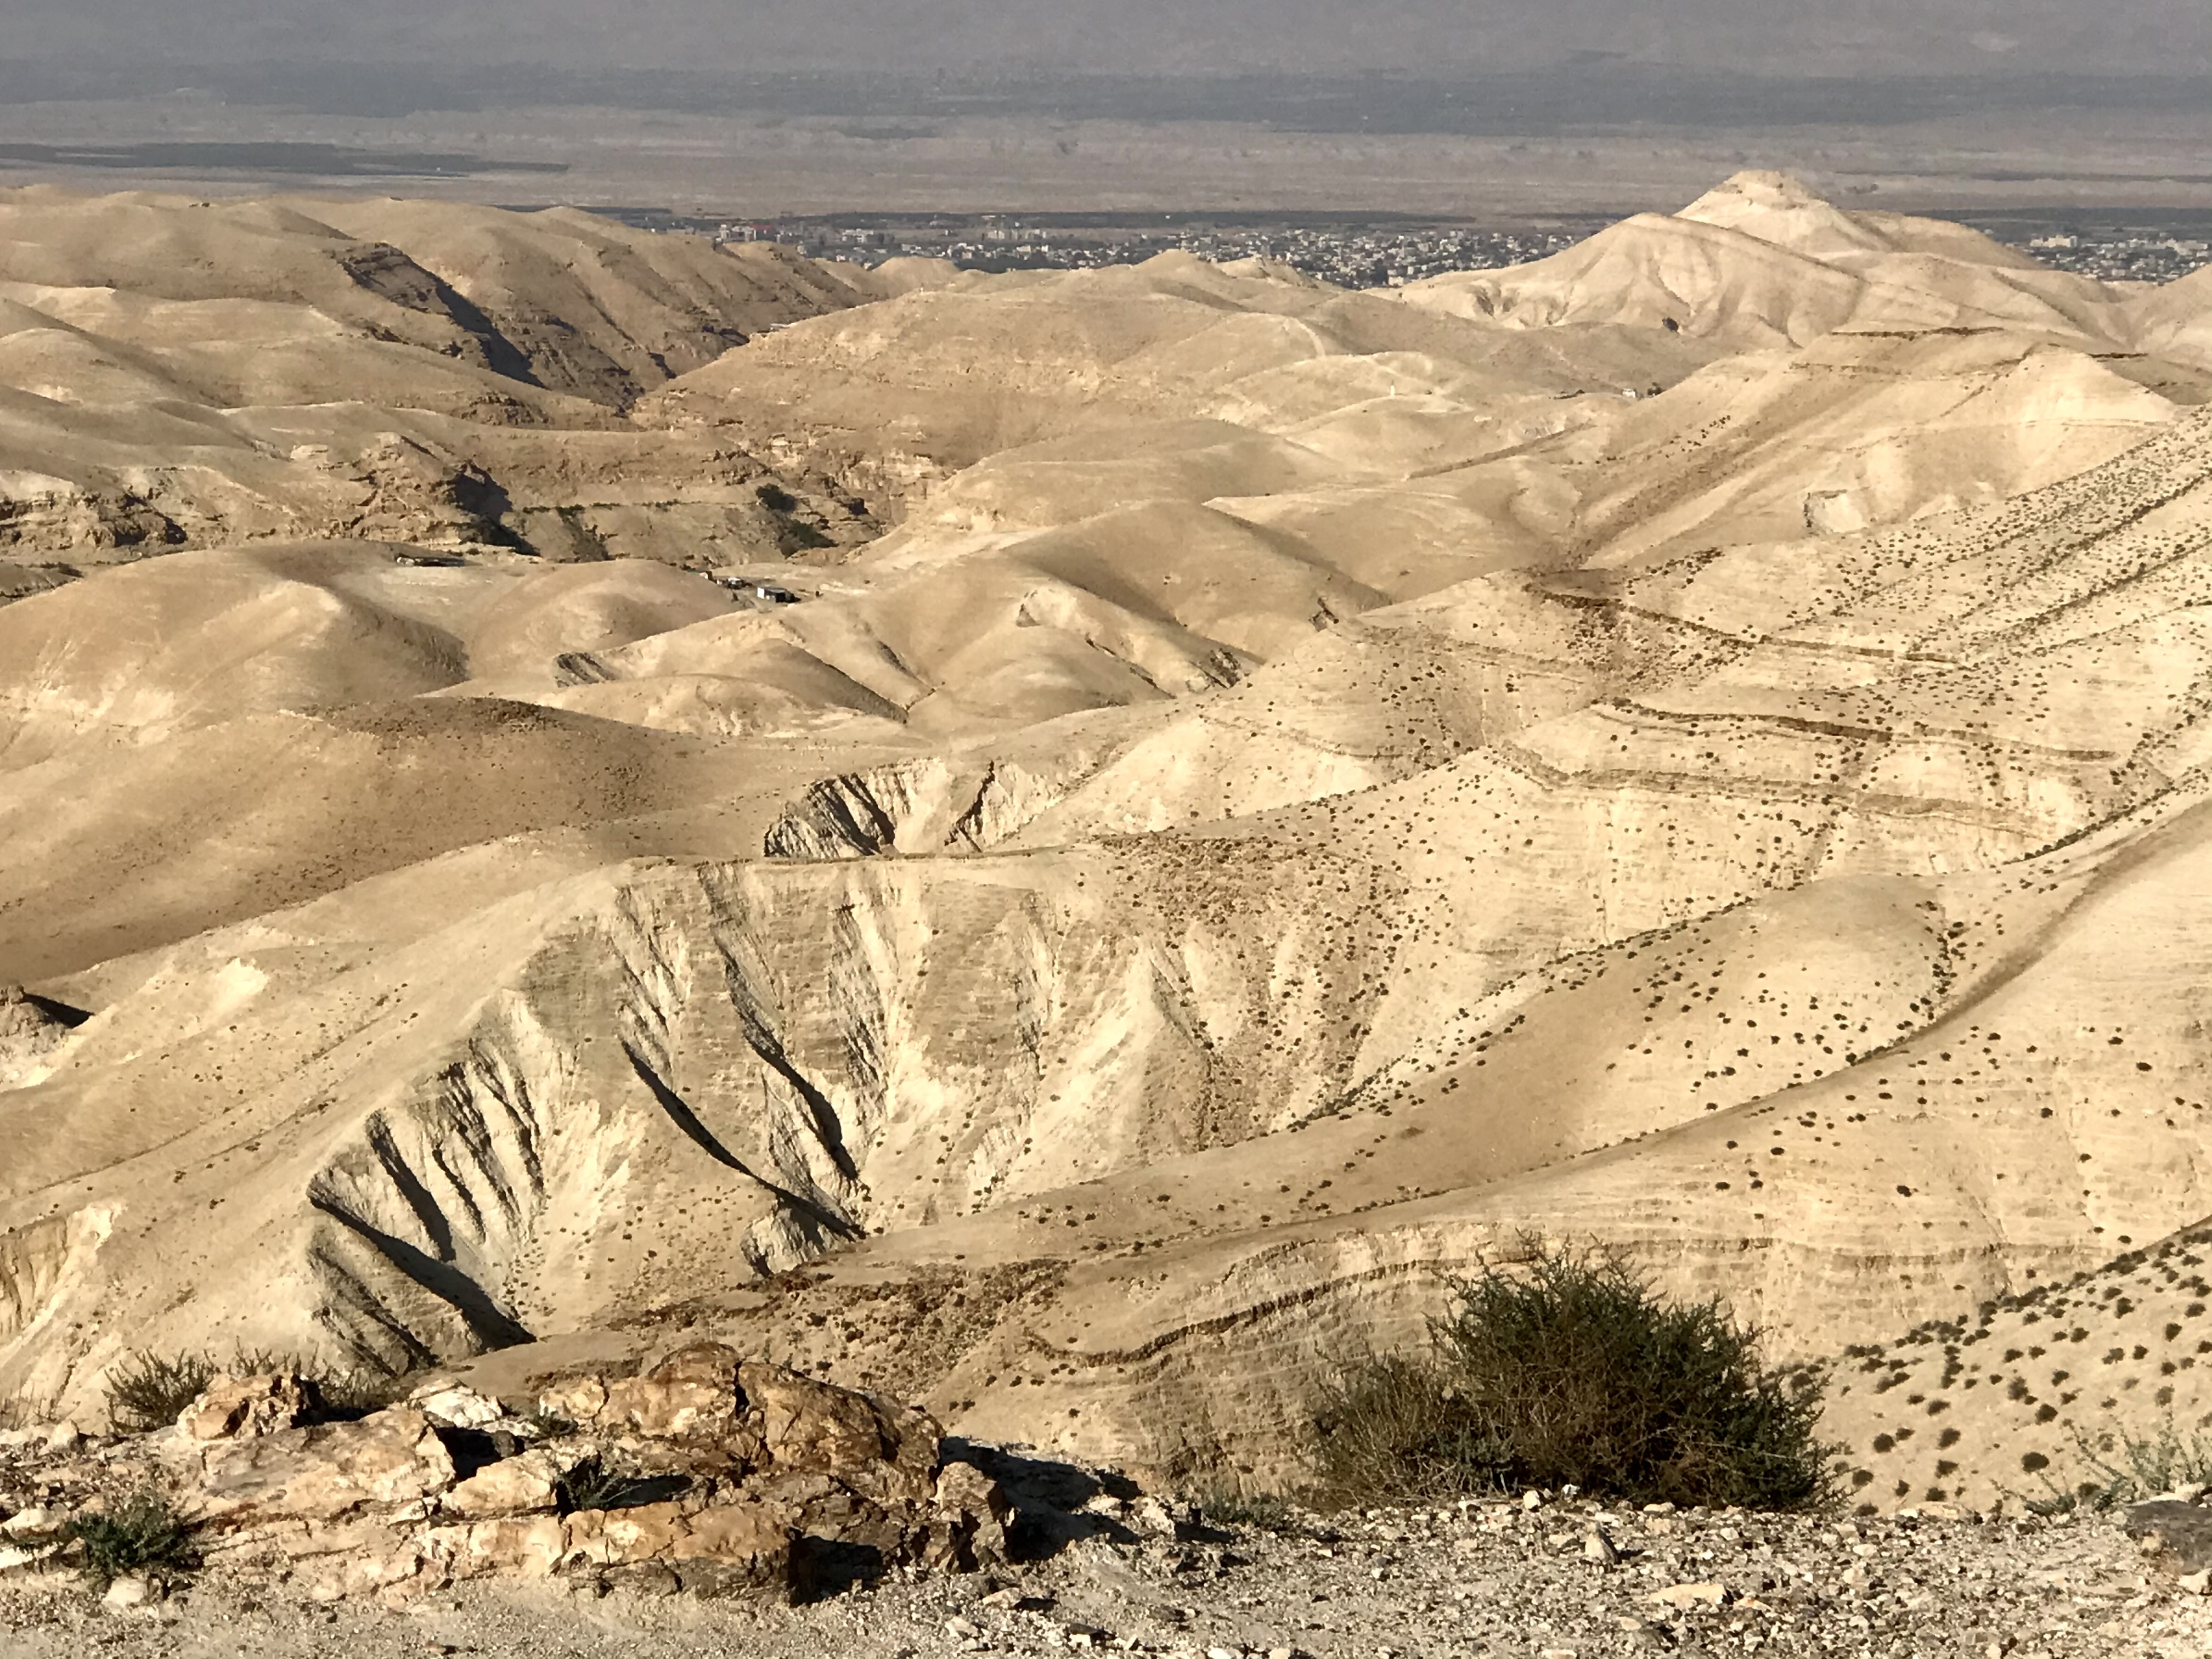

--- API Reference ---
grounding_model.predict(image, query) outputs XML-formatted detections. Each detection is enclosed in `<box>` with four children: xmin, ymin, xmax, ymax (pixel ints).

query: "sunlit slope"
<box><xmin>647</xmin><ymin>250</ymin><xmax>1719</xmax><ymax>472</ymax></box>
<box><xmin>0</xmin><ymin>695</ymin><xmax>922</xmax><ymax>981</ymax></box>
<box><xmin>294</xmin><ymin>197</ymin><xmax>889</xmax><ymax>405</ymax></box>
<box><xmin>519</xmin><ymin>405</ymin><xmax>2212</xmax><ymax>1489</ymax></box>
<box><xmin>1400</xmin><ymin>172</ymin><xmax>2132</xmax><ymax>350</ymax></box>
<box><xmin>9</xmin><ymin>402</ymin><xmax>2209</xmax><ymax>1491</ymax></box>
<box><xmin>0</xmin><ymin>187</ymin><xmax>883</xmax><ymax>569</ymax></box>
<box><xmin>2126</xmin><ymin>265</ymin><xmax>2212</xmax><ymax>374</ymax></box>
<box><xmin>0</xmin><ymin>543</ymin><xmax>752</xmax><ymax>767</ymax></box>
<box><xmin>0</xmin><ymin>176</ymin><xmax>2210</xmax><ymax>1517</ymax></box>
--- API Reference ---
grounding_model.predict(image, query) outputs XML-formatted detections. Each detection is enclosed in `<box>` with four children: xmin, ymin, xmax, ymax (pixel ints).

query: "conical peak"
<box><xmin>1679</xmin><ymin>171</ymin><xmax>1834</xmax><ymax>223</ymax></box>
<box><xmin>1671</xmin><ymin>169</ymin><xmax>1894</xmax><ymax>260</ymax></box>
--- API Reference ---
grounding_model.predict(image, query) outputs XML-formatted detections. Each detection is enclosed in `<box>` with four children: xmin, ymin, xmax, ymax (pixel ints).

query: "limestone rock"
<box><xmin>1649</xmin><ymin>1582</ymin><xmax>1729</xmax><ymax>1609</ymax></box>
<box><xmin>279</xmin><ymin>1519</ymin><xmax>438</xmax><ymax>1604</ymax></box>
<box><xmin>600</xmin><ymin>1344</ymin><xmax>745</xmax><ymax>1441</ymax></box>
<box><xmin>0</xmin><ymin>1506</ymin><xmax>61</xmax><ymax>1539</ymax></box>
<box><xmin>0</xmin><ymin>1336</ymin><xmax>1063</xmax><ymax>1608</ymax></box>
<box><xmin>742</xmin><ymin>1361</ymin><xmax>940</xmax><ymax>1505</ymax></box>
<box><xmin>440</xmin><ymin>1449</ymin><xmax>567</xmax><ymax>1520</ymax></box>
<box><xmin>1129</xmin><ymin>1494</ymin><xmax>1200</xmax><ymax>1539</ymax></box>
<box><xmin>430</xmin><ymin>1514</ymin><xmax>571</xmax><ymax>1581</ymax></box>
<box><xmin>538</xmin><ymin>1375</ymin><xmax>610</xmax><ymax>1426</ymax></box>
<box><xmin>927</xmin><ymin>1459</ymin><xmax>1015</xmax><ymax>1571</ymax></box>
<box><xmin>199</xmin><ymin>1407</ymin><xmax>457</xmax><ymax>1523</ymax></box>
<box><xmin>560</xmin><ymin>1498</ymin><xmax>797</xmax><ymax>1597</ymax></box>
<box><xmin>0</xmin><ymin>984</ymin><xmax>69</xmax><ymax>1087</ymax></box>
<box><xmin>410</xmin><ymin>1383</ymin><xmax>507</xmax><ymax>1430</ymax></box>
<box><xmin>100</xmin><ymin>1574</ymin><xmax>155</xmax><ymax>1609</ymax></box>
<box><xmin>0</xmin><ymin>1541</ymin><xmax>62</xmax><ymax>1575</ymax></box>
<box><xmin>179</xmin><ymin>1374</ymin><xmax>320</xmax><ymax>1442</ymax></box>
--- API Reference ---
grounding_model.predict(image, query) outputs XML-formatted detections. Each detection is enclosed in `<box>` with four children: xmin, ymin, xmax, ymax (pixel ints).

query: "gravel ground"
<box><xmin>5</xmin><ymin>1493</ymin><xmax>2211</xmax><ymax>1659</ymax></box>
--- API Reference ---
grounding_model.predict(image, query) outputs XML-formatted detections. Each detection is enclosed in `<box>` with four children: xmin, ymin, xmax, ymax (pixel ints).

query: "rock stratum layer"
<box><xmin>4</xmin><ymin>171</ymin><xmax>2212</xmax><ymax>1515</ymax></box>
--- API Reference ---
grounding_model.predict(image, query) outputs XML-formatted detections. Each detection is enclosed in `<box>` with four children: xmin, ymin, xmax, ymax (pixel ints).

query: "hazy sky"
<box><xmin>8</xmin><ymin>0</ymin><xmax>2210</xmax><ymax>79</ymax></box>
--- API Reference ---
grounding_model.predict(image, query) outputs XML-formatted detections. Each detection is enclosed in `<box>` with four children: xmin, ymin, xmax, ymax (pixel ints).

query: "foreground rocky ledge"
<box><xmin>1</xmin><ymin>1345</ymin><xmax>1025</xmax><ymax>1605</ymax></box>
<box><xmin>8</xmin><ymin>1345</ymin><xmax>2212</xmax><ymax>1655</ymax></box>
<box><xmin>4</xmin><ymin>1484</ymin><xmax>2212</xmax><ymax>1659</ymax></box>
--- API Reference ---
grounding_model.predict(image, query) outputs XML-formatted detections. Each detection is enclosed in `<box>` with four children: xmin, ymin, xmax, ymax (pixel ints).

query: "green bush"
<box><xmin>555</xmin><ymin>1454</ymin><xmax>630</xmax><ymax>1514</ymax></box>
<box><xmin>1312</xmin><ymin>1241</ymin><xmax>1835</xmax><ymax>1512</ymax></box>
<box><xmin>64</xmin><ymin>1487</ymin><xmax>198</xmax><ymax>1587</ymax></box>
<box><xmin>1309</xmin><ymin>1353</ymin><xmax>1501</xmax><ymax>1503</ymax></box>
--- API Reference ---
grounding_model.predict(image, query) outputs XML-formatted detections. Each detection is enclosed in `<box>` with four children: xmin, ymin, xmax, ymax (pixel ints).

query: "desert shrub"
<box><xmin>2024</xmin><ymin>1415</ymin><xmax>2212</xmax><ymax>1515</ymax></box>
<box><xmin>0</xmin><ymin>1392</ymin><xmax>57</xmax><ymax>1432</ymax></box>
<box><xmin>556</xmin><ymin>1454</ymin><xmax>627</xmax><ymax>1514</ymax></box>
<box><xmin>1193</xmin><ymin>1485</ymin><xmax>1301</xmax><ymax>1534</ymax></box>
<box><xmin>1310</xmin><ymin>1353</ymin><xmax>1502</xmax><ymax>1503</ymax></box>
<box><xmin>64</xmin><ymin>1487</ymin><xmax>198</xmax><ymax>1586</ymax></box>
<box><xmin>103</xmin><ymin>1351</ymin><xmax>219</xmax><ymax>1434</ymax></box>
<box><xmin>221</xmin><ymin>1346</ymin><xmax>405</xmax><ymax>1412</ymax></box>
<box><xmin>1312</xmin><ymin>1241</ymin><xmax>1835</xmax><ymax>1512</ymax></box>
<box><xmin>313</xmin><ymin>1365</ymin><xmax>410</xmax><ymax>1414</ymax></box>
<box><xmin>104</xmin><ymin>1347</ymin><xmax>406</xmax><ymax>1432</ymax></box>
<box><xmin>555</xmin><ymin>1454</ymin><xmax>689</xmax><ymax>1515</ymax></box>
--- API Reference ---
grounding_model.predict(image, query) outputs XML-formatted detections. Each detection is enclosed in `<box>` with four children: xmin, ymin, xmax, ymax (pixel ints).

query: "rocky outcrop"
<box><xmin>0</xmin><ymin>478</ymin><xmax>182</xmax><ymax>555</ymax></box>
<box><xmin>178</xmin><ymin>1374</ymin><xmax>320</xmax><ymax>1443</ymax></box>
<box><xmin>89</xmin><ymin>1347</ymin><xmax>1015</xmax><ymax>1604</ymax></box>
<box><xmin>0</xmin><ymin>984</ymin><xmax>72</xmax><ymax>1091</ymax></box>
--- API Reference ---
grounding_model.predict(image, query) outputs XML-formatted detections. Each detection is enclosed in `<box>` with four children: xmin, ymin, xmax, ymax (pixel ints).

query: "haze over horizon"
<box><xmin>5</xmin><ymin>0</ymin><xmax>2210</xmax><ymax>82</ymax></box>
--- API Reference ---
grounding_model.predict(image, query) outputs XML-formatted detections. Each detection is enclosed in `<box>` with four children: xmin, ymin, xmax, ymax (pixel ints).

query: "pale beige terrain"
<box><xmin>4</xmin><ymin>171</ymin><xmax>2212</xmax><ymax>1516</ymax></box>
<box><xmin>0</xmin><ymin>186</ymin><xmax>890</xmax><ymax>570</ymax></box>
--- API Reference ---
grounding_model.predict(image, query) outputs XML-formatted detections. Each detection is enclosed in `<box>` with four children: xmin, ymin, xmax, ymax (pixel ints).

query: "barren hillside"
<box><xmin>4</xmin><ymin>172</ymin><xmax>2211</xmax><ymax>1516</ymax></box>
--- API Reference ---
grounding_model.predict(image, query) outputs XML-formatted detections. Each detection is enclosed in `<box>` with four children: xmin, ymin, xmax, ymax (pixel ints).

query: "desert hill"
<box><xmin>4</xmin><ymin>173</ymin><xmax>2212</xmax><ymax>1516</ymax></box>
<box><xmin>645</xmin><ymin>249</ymin><xmax>1723</xmax><ymax>472</ymax></box>
<box><xmin>290</xmin><ymin>198</ymin><xmax>883</xmax><ymax>405</ymax></box>
<box><xmin>0</xmin><ymin>186</ymin><xmax>890</xmax><ymax>576</ymax></box>
<box><xmin>1398</xmin><ymin>171</ymin><xmax>2142</xmax><ymax>351</ymax></box>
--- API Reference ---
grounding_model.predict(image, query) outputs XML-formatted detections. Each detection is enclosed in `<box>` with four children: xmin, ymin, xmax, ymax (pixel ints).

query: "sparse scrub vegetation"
<box><xmin>0</xmin><ymin>1390</ymin><xmax>58</xmax><ymax>1432</ymax></box>
<box><xmin>1311</xmin><ymin>1240</ymin><xmax>1835</xmax><ymax>1511</ymax></box>
<box><xmin>1193</xmin><ymin>1485</ymin><xmax>1301</xmax><ymax>1534</ymax></box>
<box><xmin>104</xmin><ymin>1347</ymin><xmax>405</xmax><ymax>1432</ymax></box>
<box><xmin>2023</xmin><ymin>1414</ymin><xmax>2212</xmax><ymax>1515</ymax></box>
<box><xmin>313</xmin><ymin>1365</ymin><xmax>411</xmax><ymax>1413</ymax></box>
<box><xmin>103</xmin><ymin>1351</ymin><xmax>221</xmax><ymax>1434</ymax></box>
<box><xmin>224</xmin><ymin>1347</ymin><xmax>408</xmax><ymax>1413</ymax></box>
<box><xmin>555</xmin><ymin>1454</ymin><xmax>688</xmax><ymax>1515</ymax></box>
<box><xmin>63</xmin><ymin>1486</ymin><xmax>198</xmax><ymax>1587</ymax></box>
<box><xmin>556</xmin><ymin>1454</ymin><xmax>631</xmax><ymax>1515</ymax></box>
